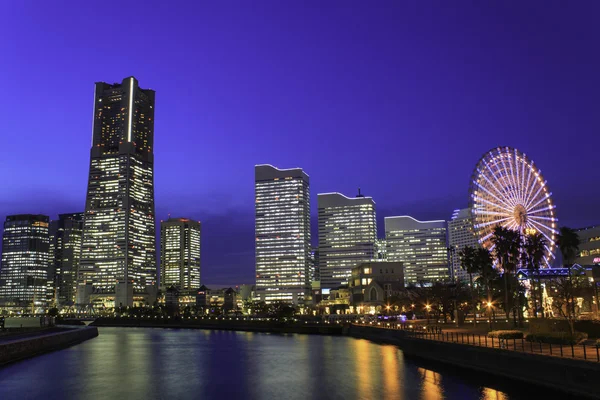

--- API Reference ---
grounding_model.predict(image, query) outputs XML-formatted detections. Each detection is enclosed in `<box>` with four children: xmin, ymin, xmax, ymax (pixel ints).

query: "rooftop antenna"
<box><xmin>357</xmin><ymin>188</ymin><xmax>364</xmax><ymax>198</ymax></box>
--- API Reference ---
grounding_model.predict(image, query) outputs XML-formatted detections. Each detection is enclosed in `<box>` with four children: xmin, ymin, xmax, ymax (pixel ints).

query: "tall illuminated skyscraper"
<box><xmin>78</xmin><ymin>76</ymin><xmax>157</xmax><ymax>307</ymax></box>
<box><xmin>385</xmin><ymin>216</ymin><xmax>449</xmax><ymax>284</ymax></box>
<box><xmin>447</xmin><ymin>208</ymin><xmax>480</xmax><ymax>282</ymax></box>
<box><xmin>49</xmin><ymin>213</ymin><xmax>84</xmax><ymax>306</ymax></box>
<box><xmin>255</xmin><ymin>165</ymin><xmax>311</xmax><ymax>305</ymax></box>
<box><xmin>160</xmin><ymin>218</ymin><xmax>201</xmax><ymax>290</ymax></box>
<box><xmin>318</xmin><ymin>192</ymin><xmax>376</xmax><ymax>290</ymax></box>
<box><xmin>0</xmin><ymin>215</ymin><xmax>50</xmax><ymax>310</ymax></box>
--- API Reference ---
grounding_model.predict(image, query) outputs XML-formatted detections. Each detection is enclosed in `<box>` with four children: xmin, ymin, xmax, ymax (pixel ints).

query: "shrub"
<box><xmin>526</xmin><ymin>332</ymin><xmax>588</xmax><ymax>345</ymax></box>
<box><xmin>487</xmin><ymin>330</ymin><xmax>524</xmax><ymax>339</ymax></box>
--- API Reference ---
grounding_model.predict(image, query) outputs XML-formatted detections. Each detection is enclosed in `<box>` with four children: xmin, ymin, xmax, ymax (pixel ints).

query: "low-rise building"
<box><xmin>575</xmin><ymin>225</ymin><xmax>600</xmax><ymax>266</ymax></box>
<box><xmin>349</xmin><ymin>261</ymin><xmax>404</xmax><ymax>310</ymax></box>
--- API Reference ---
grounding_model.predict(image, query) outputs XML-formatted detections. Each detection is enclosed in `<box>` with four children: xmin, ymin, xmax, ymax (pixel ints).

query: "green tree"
<box><xmin>458</xmin><ymin>246</ymin><xmax>478</xmax><ymax>324</ymax></box>
<box><xmin>557</xmin><ymin>227</ymin><xmax>581</xmax><ymax>319</ymax></box>
<box><xmin>551</xmin><ymin>265</ymin><xmax>591</xmax><ymax>335</ymax></box>
<box><xmin>522</xmin><ymin>232</ymin><xmax>547</xmax><ymax>318</ymax></box>
<box><xmin>491</xmin><ymin>225</ymin><xmax>522</xmax><ymax>322</ymax></box>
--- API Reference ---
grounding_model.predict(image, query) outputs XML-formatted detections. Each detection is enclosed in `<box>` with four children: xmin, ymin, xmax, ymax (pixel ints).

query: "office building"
<box><xmin>0</xmin><ymin>215</ymin><xmax>50</xmax><ymax>310</ymax></box>
<box><xmin>50</xmin><ymin>213</ymin><xmax>84</xmax><ymax>307</ymax></box>
<box><xmin>160</xmin><ymin>218</ymin><xmax>201</xmax><ymax>290</ymax></box>
<box><xmin>78</xmin><ymin>76</ymin><xmax>157</xmax><ymax>307</ymax></box>
<box><xmin>317</xmin><ymin>192</ymin><xmax>376</xmax><ymax>290</ymax></box>
<box><xmin>575</xmin><ymin>225</ymin><xmax>600</xmax><ymax>266</ymax></box>
<box><xmin>255</xmin><ymin>164</ymin><xmax>311</xmax><ymax>305</ymax></box>
<box><xmin>385</xmin><ymin>216</ymin><xmax>449</xmax><ymax>284</ymax></box>
<box><xmin>447</xmin><ymin>208</ymin><xmax>480</xmax><ymax>282</ymax></box>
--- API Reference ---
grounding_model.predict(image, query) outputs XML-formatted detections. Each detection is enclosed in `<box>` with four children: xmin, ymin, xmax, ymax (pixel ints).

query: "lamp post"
<box><xmin>425</xmin><ymin>304</ymin><xmax>431</xmax><ymax>324</ymax></box>
<box><xmin>486</xmin><ymin>301</ymin><xmax>493</xmax><ymax>330</ymax></box>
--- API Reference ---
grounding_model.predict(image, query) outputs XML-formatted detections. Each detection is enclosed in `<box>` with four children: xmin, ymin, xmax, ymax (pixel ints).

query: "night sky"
<box><xmin>1</xmin><ymin>1</ymin><xmax>599</xmax><ymax>286</ymax></box>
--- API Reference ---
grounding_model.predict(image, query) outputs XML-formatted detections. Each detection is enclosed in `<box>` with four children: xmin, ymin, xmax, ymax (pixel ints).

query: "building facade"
<box><xmin>349</xmin><ymin>261</ymin><xmax>404</xmax><ymax>306</ymax></box>
<box><xmin>50</xmin><ymin>213</ymin><xmax>84</xmax><ymax>307</ymax></box>
<box><xmin>78</xmin><ymin>76</ymin><xmax>157</xmax><ymax>307</ymax></box>
<box><xmin>447</xmin><ymin>208</ymin><xmax>480</xmax><ymax>282</ymax></box>
<box><xmin>160</xmin><ymin>218</ymin><xmax>201</xmax><ymax>290</ymax></box>
<box><xmin>317</xmin><ymin>192</ymin><xmax>376</xmax><ymax>290</ymax></box>
<box><xmin>255</xmin><ymin>164</ymin><xmax>311</xmax><ymax>305</ymax></box>
<box><xmin>385</xmin><ymin>216</ymin><xmax>449</xmax><ymax>284</ymax></box>
<box><xmin>0</xmin><ymin>215</ymin><xmax>51</xmax><ymax>310</ymax></box>
<box><xmin>575</xmin><ymin>225</ymin><xmax>600</xmax><ymax>266</ymax></box>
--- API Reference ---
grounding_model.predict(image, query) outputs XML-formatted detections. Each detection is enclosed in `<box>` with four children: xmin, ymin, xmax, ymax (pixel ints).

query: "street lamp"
<box><xmin>425</xmin><ymin>304</ymin><xmax>431</xmax><ymax>324</ymax></box>
<box><xmin>486</xmin><ymin>301</ymin><xmax>493</xmax><ymax>330</ymax></box>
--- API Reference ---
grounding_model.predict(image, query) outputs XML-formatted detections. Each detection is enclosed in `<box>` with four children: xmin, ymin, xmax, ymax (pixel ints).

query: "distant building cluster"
<box><xmin>0</xmin><ymin>78</ymin><xmax>575</xmax><ymax>315</ymax></box>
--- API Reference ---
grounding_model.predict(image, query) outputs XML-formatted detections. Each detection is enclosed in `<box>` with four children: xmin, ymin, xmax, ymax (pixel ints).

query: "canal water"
<box><xmin>0</xmin><ymin>327</ymin><xmax>573</xmax><ymax>400</ymax></box>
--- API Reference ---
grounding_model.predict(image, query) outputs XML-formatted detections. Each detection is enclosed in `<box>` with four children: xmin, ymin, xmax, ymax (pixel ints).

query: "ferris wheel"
<box><xmin>469</xmin><ymin>147</ymin><xmax>558</xmax><ymax>267</ymax></box>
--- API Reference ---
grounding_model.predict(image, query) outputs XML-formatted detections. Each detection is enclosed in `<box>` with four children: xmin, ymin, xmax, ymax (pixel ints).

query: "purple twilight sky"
<box><xmin>1</xmin><ymin>1</ymin><xmax>599</xmax><ymax>286</ymax></box>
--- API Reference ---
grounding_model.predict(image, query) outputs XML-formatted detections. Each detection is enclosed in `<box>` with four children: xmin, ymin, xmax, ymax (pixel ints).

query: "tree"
<box><xmin>550</xmin><ymin>265</ymin><xmax>591</xmax><ymax>335</ymax></box>
<box><xmin>458</xmin><ymin>246</ymin><xmax>478</xmax><ymax>324</ymax></box>
<box><xmin>48</xmin><ymin>307</ymin><xmax>59</xmax><ymax>317</ymax></box>
<box><xmin>557</xmin><ymin>227</ymin><xmax>581</xmax><ymax>319</ymax></box>
<box><xmin>522</xmin><ymin>232</ymin><xmax>547</xmax><ymax>318</ymax></box>
<box><xmin>474</xmin><ymin>247</ymin><xmax>495</xmax><ymax>326</ymax></box>
<box><xmin>491</xmin><ymin>225</ymin><xmax>522</xmax><ymax>322</ymax></box>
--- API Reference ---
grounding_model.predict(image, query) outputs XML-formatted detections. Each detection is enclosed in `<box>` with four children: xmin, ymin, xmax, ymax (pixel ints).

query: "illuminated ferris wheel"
<box><xmin>469</xmin><ymin>147</ymin><xmax>558</xmax><ymax>267</ymax></box>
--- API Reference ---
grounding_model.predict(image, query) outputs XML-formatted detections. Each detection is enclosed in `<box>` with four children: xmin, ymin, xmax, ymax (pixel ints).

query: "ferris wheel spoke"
<box><xmin>498</xmin><ymin>151</ymin><xmax>521</xmax><ymax>206</ymax></box>
<box><xmin>484</xmin><ymin>158</ymin><xmax>519</xmax><ymax>206</ymax></box>
<box><xmin>472</xmin><ymin>183</ymin><xmax>514</xmax><ymax>211</ymax></box>
<box><xmin>527</xmin><ymin>191</ymin><xmax>551</xmax><ymax>211</ymax></box>
<box><xmin>526</xmin><ymin>219</ymin><xmax>557</xmax><ymax>245</ymax></box>
<box><xmin>475</xmin><ymin>210</ymin><xmax>512</xmax><ymax>217</ymax></box>
<box><xmin>526</xmin><ymin>205</ymin><xmax>555</xmax><ymax>216</ymax></box>
<box><xmin>525</xmin><ymin>182</ymin><xmax>546</xmax><ymax>210</ymax></box>
<box><xmin>522</xmin><ymin>162</ymin><xmax>536</xmax><ymax>208</ymax></box>
<box><xmin>513</xmin><ymin>151</ymin><xmax>524</xmax><ymax>205</ymax></box>
<box><xmin>528</xmin><ymin>215</ymin><xmax>557</xmax><ymax>223</ymax></box>
<box><xmin>520</xmin><ymin>155</ymin><xmax>527</xmax><ymax>206</ymax></box>
<box><xmin>474</xmin><ymin>196</ymin><xmax>513</xmax><ymax>215</ymax></box>
<box><xmin>477</xmin><ymin>167</ymin><xmax>515</xmax><ymax>207</ymax></box>
<box><xmin>475</xmin><ymin>217</ymin><xmax>511</xmax><ymax>229</ymax></box>
<box><xmin>507</xmin><ymin>150</ymin><xmax>523</xmax><ymax>204</ymax></box>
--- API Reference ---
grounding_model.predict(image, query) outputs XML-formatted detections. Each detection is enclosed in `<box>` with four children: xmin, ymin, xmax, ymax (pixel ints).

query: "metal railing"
<box><xmin>353</xmin><ymin>321</ymin><xmax>600</xmax><ymax>363</ymax></box>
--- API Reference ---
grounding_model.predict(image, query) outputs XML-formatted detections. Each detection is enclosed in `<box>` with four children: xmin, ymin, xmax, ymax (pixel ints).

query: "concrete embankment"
<box><xmin>91</xmin><ymin>317</ymin><xmax>343</xmax><ymax>335</ymax></box>
<box><xmin>0</xmin><ymin>326</ymin><xmax>98</xmax><ymax>366</ymax></box>
<box><xmin>345</xmin><ymin>325</ymin><xmax>600</xmax><ymax>399</ymax></box>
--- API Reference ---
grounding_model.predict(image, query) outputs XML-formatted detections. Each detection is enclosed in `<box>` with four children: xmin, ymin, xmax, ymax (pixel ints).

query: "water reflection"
<box><xmin>0</xmin><ymin>328</ymin><xmax>566</xmax><ymax>400</ymax></box>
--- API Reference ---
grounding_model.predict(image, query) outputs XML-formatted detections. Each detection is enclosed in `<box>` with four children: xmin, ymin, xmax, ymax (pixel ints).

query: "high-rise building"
<box><xmin>255</xmin><ymin>164</ymin><xmax>311</xmax><ymax>305</ymax></box>
<box><xmin>317</xmin><ymin>192</ymin><xmax>376</xmax><ymax>290</ymax></box>
<box><xmin>160</xmin><ymin>218</ymin><xmax>201</xmax><ymax>290</ymax></box>
<box><xmin>0</xmin><ymin>215</ymin><xmax>50</xmax><ymax>310</ymax></box>
<box><xmin>78</xmin><ymin>76</ymin><xmax>157</xmax><ymax>307</ymax></box>
<box><xmin>49</xmin><ymin>213</ymin><xmax>84</xmax><ymax>307</ymax></box>
<box><xmin>385</xmin><ymin>216</ymin><xmax>449</xmax><ymax>284</ymax></box>
<box><xmin>447</xmin><ymin>208</ymin><xmax>480</xmax><ymax>282</ymax></box>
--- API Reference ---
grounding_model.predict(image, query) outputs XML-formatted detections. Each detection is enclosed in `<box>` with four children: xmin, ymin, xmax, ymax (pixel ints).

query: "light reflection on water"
<box><xmin>0</xmin><ymin>328</ymin><xmax>558</xmax><ymax>400</ymax></box>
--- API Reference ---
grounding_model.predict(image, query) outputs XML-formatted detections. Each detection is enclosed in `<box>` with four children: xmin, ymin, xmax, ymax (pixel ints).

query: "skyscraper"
<box><xmin>447</xmin><ymin>208</ymin><xmax>480</xmax><ymax>282</ymax></box>
<box><xmin>49</xmin><ymin>213</ymin><xmax>84</xmax><ymax>307</ymax></box>
<box><xmin>0</xmin><ymin>215</ymin><xmax>50</xmax><ymax>310</ymax></box>
<box><xmin>78</xmin><ymin>76</ymin><xmax>157</xmax><ymax>307</ymax></box>
<box><xmin>318</xmin><ymin>192</ymin><xmax>376</xmax><ymax>290</ymax></box>
<box><xmin>255</xmin><ymin>164</ymin><xmax>311</xmax><ymax>305</ymax></box>
<box><xmin>160</xmin><ymin>218</ymin><xmax>201</xmax><ymax>290</ymax></box>
<box><xmin>385</xmin><ymin>216</ymin><xmax>449</xmax><ymax>284</ymax></box>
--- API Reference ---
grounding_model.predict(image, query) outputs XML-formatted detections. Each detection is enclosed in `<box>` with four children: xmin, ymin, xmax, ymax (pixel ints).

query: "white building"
<box><xmin>447</xmin><ymin>208</ymin><xmax>480</xmax><ymax>282</ymax></box>
<box><xmin>385</xmin><ymin>216</ymin><xmax>449</xmax><ymax>284</ymax></box>
<box><xmin>255</xmin><ymin>165</ymin><xmax>311</xmax><ymax>305</ymax></box>
<box><xmin>318</xmin><ymin>192</ymin><xmax>377</xmax><ymax>290</ymax></box>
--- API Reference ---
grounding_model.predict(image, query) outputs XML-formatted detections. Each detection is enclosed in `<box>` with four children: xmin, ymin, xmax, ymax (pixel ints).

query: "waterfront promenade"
<box><xmin>0</xmin><ymin>325</ymin><xmax>98</xmax><ymax>366</ymax></box>
<box><xmin>354</xmin><ymin>321</ymin><xmax>600</xmax><ymax>363</ymax></box>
